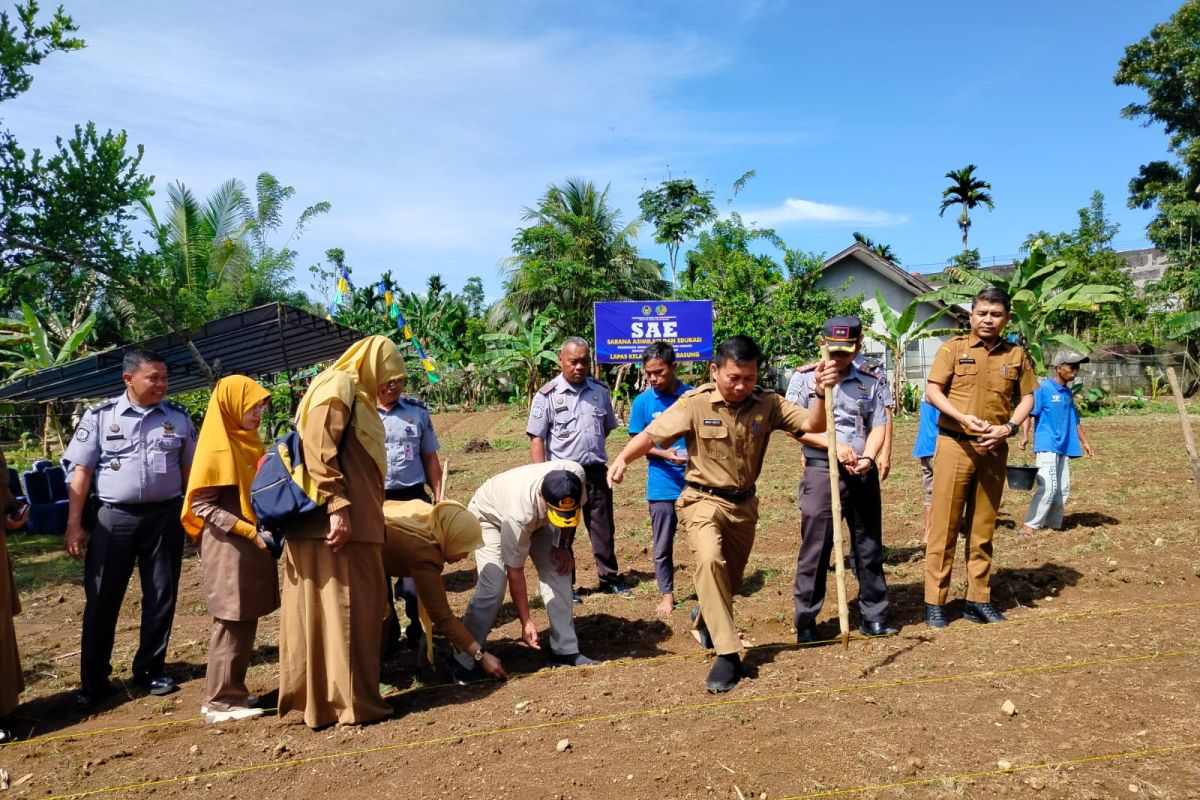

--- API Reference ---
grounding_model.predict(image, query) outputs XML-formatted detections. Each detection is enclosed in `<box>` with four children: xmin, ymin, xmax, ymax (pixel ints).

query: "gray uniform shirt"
<box><xmin>525</xmin><ymin>375</ymin><xmax>617</xmax><ymax>466</ymax></box>
<box><xmin>786</xmin><ymin>365</ymin><xmax>887</xmax><ymax>460</ymax></box>
<box><xmin>63</xmin><ymin>393</ymin><xmax>197</xmax><ymax>503</ymax></box>
<box><xmin>378</xmin><ymin>398</ymin><xmax>439</xmax><ymax>490</ymax></box>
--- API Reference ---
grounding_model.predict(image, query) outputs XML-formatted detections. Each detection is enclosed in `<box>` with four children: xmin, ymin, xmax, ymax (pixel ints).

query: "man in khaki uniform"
<box><xmin>609</xmin><ymin>335</ymin><xmax>836</xmax><ymax>693</ymax></box>
<box><xmin>924</xmin><ymin>287</ymin><xmax>1037</xmax><ymax>628</ymax></box>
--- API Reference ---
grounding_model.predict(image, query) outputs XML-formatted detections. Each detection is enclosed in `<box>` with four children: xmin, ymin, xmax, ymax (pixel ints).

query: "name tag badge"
<box><xmin>402</xmin><ymin>442</ymin><xmax>414</xmax><ymax>462</ymax></box>
<box><xmin>958</xmin><ymin>357</ymin><xmax>976</xmax><ymax>365</ymax></box>
<box><xmin>702</xmin><ymin>419</ymin><xmax>723</xmax><ymax>427</ymax></box>
<box><xmin>152</xmin><ymin>451</ymin><xmax>168</xmax><ymax>474</ymax></box>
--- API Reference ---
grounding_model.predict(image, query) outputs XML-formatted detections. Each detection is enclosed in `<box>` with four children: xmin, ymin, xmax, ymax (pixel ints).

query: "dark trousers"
<box><xmin>384</xmin><ymin>484</ymin><xmax>432</xmax><ymax>645</ymax></box>
<box><xmin>793</xmin><ymin>467</ymin><xmax>888</xmax><ymax>628</ymax></box>
<box><xmin>648</xmin><ymin>500</ymin><xmax>678</xmax><ymax>593</ymax></box>
<box><xmin>582</xmin><ymin>464</ymin><xmax>619</xmax><ymax>584</ymax></box>
<box><xmin>81</xmin><ymin>499</ymin><xmax>185</xmax><ymax>689</ymax></box>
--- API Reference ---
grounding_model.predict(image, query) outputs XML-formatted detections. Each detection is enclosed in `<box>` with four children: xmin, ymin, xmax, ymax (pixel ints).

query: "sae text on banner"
<box><xmin>593</xmin><ymin>300</ymin><xmax>714</xmax><ymax>364</ymax></box>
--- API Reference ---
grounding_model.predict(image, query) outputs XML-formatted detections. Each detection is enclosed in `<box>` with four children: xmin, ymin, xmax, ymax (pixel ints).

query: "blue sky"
<box><xmin>5</xmin><ymin>0</ymin><xmax>1180</xmax><ymax>301</ymax></box>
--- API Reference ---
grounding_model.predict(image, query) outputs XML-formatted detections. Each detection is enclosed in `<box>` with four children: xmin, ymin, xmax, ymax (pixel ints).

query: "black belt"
<box><xmin>582</xmin><ymin>462</ymin><xmax>608</xmax><ymax>472</ymax></box>
<box><xmin>804</xmin><ymin>458</ymin><xmax>830</xmax><ymax>468</ymax></box>
<box><xmin>101</xmin><ymin>498</ymin><xmax>182</xmax><ymax>513</ymax></box>
<box><xmin>938</xmin><ymin>429</ymin><xmax>981</xmax><ymax>442</ymax></box>
<box><xmin>685</xmin><ymin>481</ymin><xmax>755</xmax><ymax>502</ymax></box>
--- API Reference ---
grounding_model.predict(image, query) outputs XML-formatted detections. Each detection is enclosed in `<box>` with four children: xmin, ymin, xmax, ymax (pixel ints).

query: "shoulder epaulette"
<box><xmin>86</xmin><ymin>397</ymin><xmax>118</xmax><ymax>414</ymax></box>
<box><xmin>165</xmin><ymin>399</ymin><xmax>191</xmax><ymax>413</ymax></box>
<box><xmin>585</xmin><ymin>377</ymin><xmax>611</xmax><ymax>391</ymax></box>
<box><xmin>680</xmin><ymin>384</ymin><xmax>711</xmax><ymax>399</ymax></box>
<box><xmin>536</xmin><ymin>379</ymin><xmax>557</xmax><ymax>396</ymax></box>
<box><xmin>795</xmin><ymin>362</ymin><xmax>818</xmax><ymax>373</ymax></box>
<box><xmin>402</xmin><ymin>394</ymin><xmax>428</xmax><ymax>409</ymax></box>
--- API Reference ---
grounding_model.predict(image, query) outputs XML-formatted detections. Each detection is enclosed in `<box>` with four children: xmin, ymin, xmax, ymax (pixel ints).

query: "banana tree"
<box><xmin>872</xmin><ymin>290</ymin><xmax>962</xmax><ymax>413</ymax></box>
<box><xmin>917</xmin><ymin>240</ymin><xmax>1126</xmax><ymax>373</ymax></box>
<box><xmin>480</xmin><ymin>306</ymin><xmax>559</xmax><ymax>404</ymax></box>
<box><xmin>0</xmin><ymin>301</ymin><xmax>98</xmax><ymax>453</ymax></box>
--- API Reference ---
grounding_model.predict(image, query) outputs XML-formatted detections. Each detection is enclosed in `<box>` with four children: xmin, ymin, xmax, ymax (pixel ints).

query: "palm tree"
<box><xmin>852</xmin><ymin>231</ymin><xmax>901</xmax><ymax>264</ymax></box>
<box><xmin>938</xmin><ymin>164</ymin><xmax>994</xmax><ymax>251</ymax></box>
<box><xmin>497</xmin><ymin>176</ymin><xmax>668</xmax><ymax>337</ymax></box>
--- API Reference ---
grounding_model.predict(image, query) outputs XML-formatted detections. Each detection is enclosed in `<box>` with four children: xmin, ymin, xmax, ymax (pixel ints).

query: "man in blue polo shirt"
<box><xmin>627</xmin><ymin>342</ymin><xmax>692</xmax><ymax>616</ymax></box>
<box><xmin>1018</xmin><ymin>349</ymin><xmax>1095</xmax><ymax>535</ymax></box>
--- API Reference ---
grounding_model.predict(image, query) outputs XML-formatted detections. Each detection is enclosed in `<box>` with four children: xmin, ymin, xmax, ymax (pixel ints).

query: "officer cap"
<box><xmin>541</xmin><ymin>470</ymin><xmax>583</xmax><ymax>529</ymax></box>
<box><xmin>823</xmin><ymin>316</ymin><xmax>862</xmax><ymax>353</ymax></box>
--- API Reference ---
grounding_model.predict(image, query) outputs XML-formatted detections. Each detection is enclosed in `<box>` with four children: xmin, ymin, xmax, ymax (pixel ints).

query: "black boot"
<box><xmin>705</xmin><ymin>653</ymin><xmax>745</xmax><ymax>693</ymax></box>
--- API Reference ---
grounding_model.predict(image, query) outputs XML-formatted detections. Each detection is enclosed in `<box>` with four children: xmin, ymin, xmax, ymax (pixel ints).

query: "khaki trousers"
<box><xmin>677</xmin><ymin>488</ymin><xmax>758</xmax><ymax>655</ymax></box>
<box><xmin>925</xmin><ymin>436</ymin><xmax>1007</xmax><ymax>605</ymax></box>
<box><xmin>203</xmin><ymin>618</ymin><xmax>257</xmax><ymax>711</ymax></box>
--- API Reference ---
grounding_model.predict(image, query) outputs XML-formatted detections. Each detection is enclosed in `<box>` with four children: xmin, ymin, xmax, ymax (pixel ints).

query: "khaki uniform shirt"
<box><xmin>927</xmin><ymin>334</ymin><xmax>1037</xmax><ymax>435</ymax></box>
<box><xmin>644</xmin><ymin>383</ymin><xmax>812</xmax><ymax>492</ymax></box>
<box><xmin>468</xmin><ymin>460</ymin><xmax>588</xmax><ymax>569</ymax></box>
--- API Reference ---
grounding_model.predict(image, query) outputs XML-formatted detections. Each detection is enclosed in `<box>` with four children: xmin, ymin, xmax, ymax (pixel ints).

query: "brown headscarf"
<box><xmin>181</xmin><ymin>375</ymin><xmax>271</xmax><ymax>538</ymax></box>
<box><xmin>294</xmin><ymin>335</ymin><xmax>406</xmax><ymax>479</ymax></box>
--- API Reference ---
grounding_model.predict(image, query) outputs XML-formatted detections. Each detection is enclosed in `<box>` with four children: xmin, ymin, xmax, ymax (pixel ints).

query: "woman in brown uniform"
<box><xmin>182</xmin><ymin>375</ymin><xmax>276</xmax><ymax>724</ymax></box>
<box><xmin>382</xmin><ymin>499</ymin><xmax>506</xmax><ymax>680</ymax></box>
<box><xmin>1</xmin><ymin>448</ymin><xmax>31</xmax><ymax>742</ymax></box>
<box><xmin>278</xmin><ymin>335</ymin><xmax>405</xmax><ymax>729</ymax></box>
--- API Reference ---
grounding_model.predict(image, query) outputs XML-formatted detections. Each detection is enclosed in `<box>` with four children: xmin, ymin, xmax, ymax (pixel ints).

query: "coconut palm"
<box><xmin>938</xmin><ymin>164</ymin><xmax>995</xmax><ymax>251</ymax></box>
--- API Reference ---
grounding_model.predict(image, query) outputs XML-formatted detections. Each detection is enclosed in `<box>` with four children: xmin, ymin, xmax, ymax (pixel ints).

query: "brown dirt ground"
<box><xmin>3</xmin><ymin>411</ymin><xmax>1199</xmax><ymax>799</ymax></box>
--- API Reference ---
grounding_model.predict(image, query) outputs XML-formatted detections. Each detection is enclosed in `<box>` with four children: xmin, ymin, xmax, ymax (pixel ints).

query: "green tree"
<box><xmin>499</xmin><ymin>176</ymin><xmax>669</xmax><ymax>338</ymax></box>
<box><xmin>461</xmin><ymin>276</ymin><xmax>486</xmax><ymax>317</ymax></box>
<box><xmin>938</xmin><ymin>164</ymin><xmax>994</xmax><ymax>251</ymax></box>
<box><xmin>852</xmin><ymin>231</ymin><xmax>901</xmax><ymax>264</ymax></box>
<box><xmin>919</xmin><ymin>241</ymin><xmax>1126</xmax><ymax>372</ymax></box>
<box><xmin>870</xmin><ymin>290</ymin><xmax>959</xmax><ymax>411</ymax></box>
<box><xmin>1115</xmin><ymin>1</ymin><xmax>1200</xmax><ymax>329</ymax></box>
<box><xmin>638</xmin><ymin>176</ymin><xmax>718</xmax><ymax>292</ymax></box>
<box><xmin>480</xmin><ymin>305</ymin><xmax>560</xmax><ymax>403</ymax></box>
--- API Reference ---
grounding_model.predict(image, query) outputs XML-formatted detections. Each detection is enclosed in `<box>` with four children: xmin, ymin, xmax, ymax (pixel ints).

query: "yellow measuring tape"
<box><xmin>34</xmin><ymin>647</ymin><xmax>1200</xmax><ymax>800</ymax></box>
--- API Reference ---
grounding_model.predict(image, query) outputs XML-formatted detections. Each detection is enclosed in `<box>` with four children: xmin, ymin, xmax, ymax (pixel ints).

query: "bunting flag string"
<box><xmin>326</xmin><ymin>263</ymin><xmax>353</xmax><ymax>318</ymax></box>
<box><xmin>372</xmin><ymin>281</ymin><xmax>440</xmax><ymax>384</ymax></box>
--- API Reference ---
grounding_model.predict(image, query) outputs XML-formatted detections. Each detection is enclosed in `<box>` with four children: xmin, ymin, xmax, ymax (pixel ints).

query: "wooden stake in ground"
<box><xmin>437</xmin><ymin>458</ymin><xmax>450</xmax><ymax>502</ymax></box>
<box><xmin>1165</xmin><ymin>367</ymin><xmax>1200</xmax><ymax>497</ymax></box>
<box><xmin>821</xmin><ymin>346</ymin><xmax>852</xmax><ymax>648</ymax></box>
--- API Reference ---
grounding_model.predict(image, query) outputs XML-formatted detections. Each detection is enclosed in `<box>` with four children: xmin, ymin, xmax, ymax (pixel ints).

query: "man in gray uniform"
<box><xmin>378</xmin><ymin>375</ymin><xmax>442</xmax><ymax>503</ymax></box>
<box><xmin>377</xmin><ymin>373</ymin><xmax>442</xmax><ymax>651</ymax></box>
<box><xmin>526</xmin><ymin>336</ymin><xmax>629</xmax><ymax>599</ymax></box>
<box><xmin>64</xmin><ymin>350</ymin><xmax>196</xmax><ymax>706</ymax></box>
<box><xmin>786</xmin><ymin>318</ymin><xmax>896</xmax><ymax>642</ymax></box>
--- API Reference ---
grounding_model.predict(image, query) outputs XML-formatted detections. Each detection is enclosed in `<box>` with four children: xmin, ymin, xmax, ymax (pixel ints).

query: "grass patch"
<box><xmin>8</xmin><ymin>533</ymin><xmax>80</xmax><ymax>594</ymax></box>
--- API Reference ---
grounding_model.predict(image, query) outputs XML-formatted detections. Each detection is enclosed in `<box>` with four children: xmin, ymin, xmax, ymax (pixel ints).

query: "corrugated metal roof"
<box><xmin>0</xmin><ymin>303</ymin><xmax>364</xmax><ymax>402</ymax></box>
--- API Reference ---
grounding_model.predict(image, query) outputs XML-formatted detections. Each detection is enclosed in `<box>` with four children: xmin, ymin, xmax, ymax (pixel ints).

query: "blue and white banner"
<box><xmin>593</xmin><ymin>300</ymin><xmax>714</xmax><ymax>363</ymax></box>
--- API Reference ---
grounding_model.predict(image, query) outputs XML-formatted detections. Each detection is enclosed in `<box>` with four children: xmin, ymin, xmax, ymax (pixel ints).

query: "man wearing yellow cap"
<box><xmin>452</xmin><ymin>461</ymin><xmax>599</xmax><ymax>682</ymax></box>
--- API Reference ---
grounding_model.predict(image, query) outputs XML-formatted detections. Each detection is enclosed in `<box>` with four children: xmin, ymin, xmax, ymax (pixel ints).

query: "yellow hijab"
<box><xmin>295</xmin><ymin>335</ymin><xmax>406</xmax><ymax>479</ymax></box>
<box><xmin>181</xmin><ymin>375</ymin><xmax>271</xmax><ymax>538</ymax></box>
<box><xmin>383</xmin><ymin>499</ymin><xmax>482</xmax><ymax>661</ymax></box>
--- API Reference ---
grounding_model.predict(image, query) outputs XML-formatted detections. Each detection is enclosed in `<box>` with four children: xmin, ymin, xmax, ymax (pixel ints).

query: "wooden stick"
<box><xmin>821</xmin><ymin>346</ymin><xmax>852</xmax><ymax>648</ymax></box>
<box><xmin>437</xmin><ymin>458</ymin><xmax>449</xmax><ymax>502</ymax></box>
<box><xmin>1165</xmin><ymin>367</ymin><xmax>1200</xmax><ymax>497</ymax></box>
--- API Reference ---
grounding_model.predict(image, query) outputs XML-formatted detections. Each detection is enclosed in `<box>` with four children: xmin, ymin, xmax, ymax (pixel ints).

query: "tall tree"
<box><xmin>852</xmin><ymin>231</ymin><xmax>901</xmax><ymax>264</ymax></box>
<box><xmin>638</xmin><ymin>177</ymin><xmax>717</xmax><ymax>292</ymax></box>
<box><xmin>938</xmin><ymin>164</ymin><xmax>994</xmax><ymax>250</ymax></box>
<box><xmin>1115</xmin><ymin>1</ymin><xmax>1200</xmax><ymax>330</ymax></box>
<box><xmin>499</xmin><ymin>176</ymin><xmax>668</xmax><ymax>338</ymax></box>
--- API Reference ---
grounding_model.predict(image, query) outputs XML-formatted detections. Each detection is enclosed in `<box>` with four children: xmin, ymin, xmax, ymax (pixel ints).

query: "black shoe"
<box><xmin>962</xmin><ymin>601</ymin><xmax>1008</xmax><ymax>624</ymax></box>
<box><xmin>599</xmin><ymin>579</ymin><xmax>633</xmax><ymax>598</ymax></box>
<box><xmin>689</xmin><ymin>607</ymin><xmax>713</xmax><ymax>650</ymax></box>
<box><xmin>75</xmin><ymin>681</ymin><xmax>115</xmax><ymax>708</ymax></box>
<box><xmin>134</xmin><ymin>675</ymin><xmax>179</xmax><ymax>696</ymax></box>
<box><xmin>571</xmin><ymin>589</ymin><xmax>583</xmax><ymax>605</ymax></box>
<box><xmin>546</xmin><ymin>651</ymin><xmax>600</xmax><ymax>668</ymax></box>
<box><xmin>859</xmin><ymin>620</ymin><xmax>899</xmax><ymax>637</ymax></box>
<box><xmin>795</xmin><ymin>626</ymin><xmax>818</xmax><ymax>644</ymax></box>
<box><xmin>924</xmin><ymin>603</ymin><xmax>950</xmax><ymax>629</ymax></box>
<box><xmin>446</xmin><ymin>659</ymin><xmax>486</xmax><ymax>685</ymax></box>
<box><xmin>705</xmin><ymin>653</ymin><xmax>745</xmax><ymax>693</ymax></box>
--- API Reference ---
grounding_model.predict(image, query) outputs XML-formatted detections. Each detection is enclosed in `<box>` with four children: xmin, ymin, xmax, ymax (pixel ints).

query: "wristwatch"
<box><xmin>1005</xmin><ymin>421</ymin><xmax>1020</xmax><ymax>437</ymax></box>
<box><xmin>473</xmin><ymin>647</ymin><xmax>485</xmax><ymax>662</ymax></box>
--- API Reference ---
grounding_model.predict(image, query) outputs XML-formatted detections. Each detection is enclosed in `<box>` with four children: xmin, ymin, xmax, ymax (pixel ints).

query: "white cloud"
<box><xmin>738</xmin><ymin>198</ymin><xmax>909</xmax><ymax>227</ymax></box>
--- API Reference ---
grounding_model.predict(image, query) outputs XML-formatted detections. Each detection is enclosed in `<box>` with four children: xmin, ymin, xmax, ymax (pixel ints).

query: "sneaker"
<box><xmin>202</xmin><ymin>707</ymin><xmax>264</xmax><ymax>724</ymax></box>
<box><xmin>689</xmin><ymin>607</ymin><xmax>714</xmax><ymax>650</ymax></box>
<box><xmin>546</xmin><ymin>651</ymin><xmax>600</xmax><ymax>668</ymax></box>
<box><xmin>599</xmin><ymin>579</ymin><xmax>633</xmax><ymax>598</ymax></box>
<box><xmin>134</xmin><ymin>675</ymin><xmax>179</xmax><ymax>696</ymax></box>
<box><xmin>924</xmin><ymin>603</ymin><xmax>950</xmax><ymax>629</ymax></box>
<box><xmin>962</xmin><ymin>601</ymin><xmax>1008</xmax><ymax>624</ymax></box>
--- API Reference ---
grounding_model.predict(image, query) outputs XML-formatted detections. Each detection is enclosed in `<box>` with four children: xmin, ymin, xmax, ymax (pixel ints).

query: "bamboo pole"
<box><xmin>821</xmin><ymin>346</ymin><xmax>852</xmax><ymax>648</ymax></box>
<box><xmin>437</xmin><ymin>458</ymin><xmax>450</xmax><ymax>502</ymax></box>
<box><xmin>1165</xmin><ymin>367</ymin><xmax>1200</xmax><ymax>497</ymax></box>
